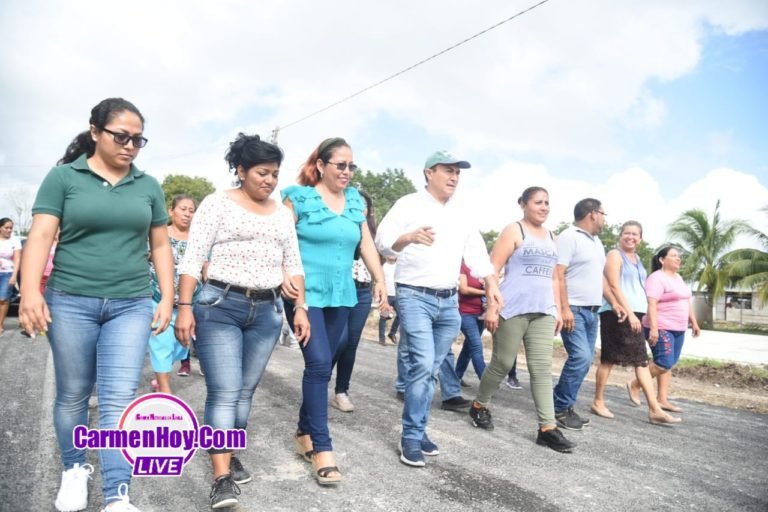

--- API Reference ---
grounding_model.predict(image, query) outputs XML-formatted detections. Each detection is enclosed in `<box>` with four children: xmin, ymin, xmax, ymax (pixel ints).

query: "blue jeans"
<box><xmin>45</xmin><ymin>288</ymin><xmax>153</xmax><ymax>505</ymax></box>
<box><xmin>378</xmin><ymin>294</ymin><xmax>400</xmax><ymax>341</ymax></box>
<box><xmin>334</xmin><ymin>286</ymin><xmax>372</xmax><ymax>394</ymax></box>
<box><xmin>396</xmin><ymin>286</ymin><xmax>461</xmax><ymax>441</ymax></box>
<box><xmin>553</xmin><ymin>306</ymin><xmax>599</xmax><ymax>412</ymax></box>
<box><xmin>286</xmin><ymin>303</ymin><xmax>350</xmax><ymax>453</ymax></box>
<box><xmin>193</xmin><ymin>283</ymin><xmax>282</xmax><ymax>453</ymax></box>
<box><xmin>395</xmin><ymin>335</ymin><xmax>462</xmax><ymax>400</ymax></box>
<box><xmin>456</xmin><ymin>314</ymin><xmax>486</xmax><ymax>380</ymax></box>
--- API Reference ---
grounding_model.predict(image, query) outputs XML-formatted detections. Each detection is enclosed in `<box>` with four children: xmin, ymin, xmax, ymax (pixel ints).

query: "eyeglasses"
<box><xmin>326</xmin><ymin>161</ymin><xmax>358</xmax><ymax>172</ymax></box>
<box><xmin>102</xmin><ymin>128</ymin><xmax>149</xmax><ymax>148</ymax></box>
<box><xmin>593</xmin><ymin>210</ymin><xmax>607</xmax><ymax>216</ymax></box>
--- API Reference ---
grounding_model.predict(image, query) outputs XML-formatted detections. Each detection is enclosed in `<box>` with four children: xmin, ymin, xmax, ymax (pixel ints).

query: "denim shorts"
<box><xmin>0</xmin><ymin>272</ymin><xmax>12</xmax><ymax>300</ymax></box>
<box><xmin>645</xmin><ymin>327</ymin><xmax>686</xmax><ymax>369</ymax></box>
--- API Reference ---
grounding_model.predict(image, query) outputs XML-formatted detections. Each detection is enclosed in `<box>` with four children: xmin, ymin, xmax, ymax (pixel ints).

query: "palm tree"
<box><xmin>723</xmin><ymin>206</ymin><xmax>768</xmax><ymax>306</ymax></box>
<box><xmin>667</xmin><ymin>200</ymin><xmax>750</xmax><ymax>324</ymax></box>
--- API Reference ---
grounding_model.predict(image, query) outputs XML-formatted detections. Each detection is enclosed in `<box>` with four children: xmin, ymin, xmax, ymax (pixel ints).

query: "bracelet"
<box><xmin>177</xmin><ymin>302</ymin><xmax>193</xmax><ymax>306</ymax></box>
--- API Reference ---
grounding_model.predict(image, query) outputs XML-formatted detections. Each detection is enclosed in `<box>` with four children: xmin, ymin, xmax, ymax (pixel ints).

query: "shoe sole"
<box><xmin>399</xmin><ymin>453</ymin><xmax>426</xmax><ymax>467</ymax></box>
<box><xmin>211</xmin><ymin>497</ymin><xmax>239</xmax><ymax>509</ymax></box>
<box><xmin>441</xmin><ymin>403</ymin><xmax>471</xmax><ymax>411</ymax></box>
<box><xmin>422</xmin><ymin>447</ymin><xmax>440</xmax><ymax>456</ymax></box>
<box><xmin>232</xmin><ymin>475</ymin><xmax>252</xmax><ymax>484</ymax></box>
<box><xmin>536</xmin><ymin>438</ymin><xmax>575</xmax><ymax>453</ymax></box>
<box><xmin>54</xmin><ymin>501</ymin><xmax>87</xmax><ymax>512</ymax></box>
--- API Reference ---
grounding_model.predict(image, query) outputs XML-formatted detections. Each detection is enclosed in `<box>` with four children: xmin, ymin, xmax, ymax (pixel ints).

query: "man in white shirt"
<box><xmin>376</xmin><ymin>150</ymin><xmax>502</xmax><ymax>467</ymax></box>
<box><xmin>552</xmin><ymin>198</ymin><xmax>607</xmax><ymax>430</ymax></box>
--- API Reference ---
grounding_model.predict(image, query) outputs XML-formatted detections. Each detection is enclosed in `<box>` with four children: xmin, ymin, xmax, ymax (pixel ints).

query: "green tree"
<box><xmin>667</xmin><ymin>199</ymin><xmax>750</xmax><ymax>306</ymax></box>
<box><xmin>350</xmin><ymin>168</ymin><xmax>416</xmax><ymax>224</ymax></box>
<box><xmin>723</xmin><ymin>206</ymin><xmax>768</xmax><ymax>306</ymax></box>
<box><xmin>481</xmin><ymin>230</ymin><xmax>499</xmax><ymax>253</ymax></box>
<box><xmin>161</xmin><ymin>175</ymin><xmax>216</xmax><ymax>209</ymax></box>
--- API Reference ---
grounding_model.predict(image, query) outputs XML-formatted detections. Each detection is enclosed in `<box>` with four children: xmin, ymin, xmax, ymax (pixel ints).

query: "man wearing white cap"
<box><xmin>376</xmin><ymin>150</ymin><xmax>502</xmax><ymax>467</ymax></box>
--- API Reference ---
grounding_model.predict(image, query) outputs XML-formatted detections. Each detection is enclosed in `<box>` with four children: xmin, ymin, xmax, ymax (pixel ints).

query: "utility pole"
<box><xmin>269</xmin><ymin>126</ymin><xmax>280</xmax><ymax>144</ymax></box>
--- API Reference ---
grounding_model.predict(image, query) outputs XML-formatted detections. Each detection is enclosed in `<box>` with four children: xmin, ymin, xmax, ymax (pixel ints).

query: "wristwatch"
<box><xmin>296</xmin><ymin>303</ymin><xmax>309</xmax><ymax>312</ymax></box>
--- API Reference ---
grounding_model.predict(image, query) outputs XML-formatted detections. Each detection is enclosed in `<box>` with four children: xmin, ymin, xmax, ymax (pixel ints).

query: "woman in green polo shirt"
<box><xmin>19</xmin><ymin>97</ymin><xmax>174</xmax><ymax>512</ymax></box>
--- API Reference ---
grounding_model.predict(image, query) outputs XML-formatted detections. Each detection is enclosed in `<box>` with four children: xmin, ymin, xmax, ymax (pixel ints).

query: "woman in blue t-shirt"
<box><xmin>282</xmin><ymin>137</ymin><xmax>387</xmax><ymax>485</ymax></box>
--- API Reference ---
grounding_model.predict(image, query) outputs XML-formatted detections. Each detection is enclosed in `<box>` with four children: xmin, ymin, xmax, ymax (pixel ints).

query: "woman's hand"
<box><xmin>484</xmin><ymin>309</ymin><xmax>500</xmax><ymax>334</ymax></box>
<box><xmin>292</xmin><ymin>308</ymin><xmax>311</xmax><ymax>347</ymax></box>
<box><xmin>8</xmin><ymin>274</ymin><xmax>17</xmax><ymax>287</ymax></box>
<box><xmin>627</xmin><ymin>312</ymin><xmax>642</xmax><ymax>333</ymax></box>
<box><xmin>373</xmin><ymin>281</ymin><xmax>388</xmax><ymax>309</ymax></box>
<box><xmin>612</xmin><ymin>304</ymin><xmax>628</xmax><ymax>323</ymax></box>
<box><xmin>647</xmin><ymin>327</ymin><xmax>659</xmax><ymax>347</ymax></box>
<box><xmin>19</xmin><ymin>290</ymin><xmax>51</xmax><ymax>338</ymax></box>
<box><xmin>151</xmin><ymin>297</ymin><xmax>173</xmax><ymax>335</ymax></box>
<box><xmin>281</xmin><ymin>273</ymin><xmax>300</xmax><ymax>301</ymax></box>
<box><xmin>174</xmin><ymin>306</ymin><xmax>196</xmax><ymax>347</ymax></box>
<box><xmin>691</xmin><ymin>323</ymin><xmax>701</xmax><ymax>337</ymax></box>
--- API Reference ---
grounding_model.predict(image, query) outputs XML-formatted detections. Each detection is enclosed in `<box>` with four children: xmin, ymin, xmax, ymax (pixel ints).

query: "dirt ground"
<box><xmin>363</xmin><ymin>319</ymin><xmax>768</xmax><ymax>414</ymax></box>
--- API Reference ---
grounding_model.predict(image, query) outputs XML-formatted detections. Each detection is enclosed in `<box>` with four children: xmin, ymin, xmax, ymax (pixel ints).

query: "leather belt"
<box><xmin>354</xmin><ymin>280</ymin><xmax>371</xmax><ymax>289</ymax></box>
<box><xmin>207</xmin><ymin>279</ymin><xmax>278</xmax><ymax>301</ymax></box>
<box><xmin>575</xmin><ymin>305</ymin><xmax>601</xmax><ymax>313</ymax></box>
<box><xmin>397</xmin><ymin>283</ymin><xmax>457</xmax><ymax>299</ymax></box>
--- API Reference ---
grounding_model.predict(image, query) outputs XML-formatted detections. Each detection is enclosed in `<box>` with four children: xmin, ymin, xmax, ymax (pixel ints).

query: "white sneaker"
<box><xmin>54</xmin><ymin>463</ymin><xmax>94</xmax><ymax>512</ymax></box>
<box><xmin>100</xmin><ymin>483</ymin><xmax>141</xmax><ymax>511</ymax></box>
<box><xmin>330</xmin><ymin>392</ymin><xmax>355</xmax><ymax>412</ymax></box>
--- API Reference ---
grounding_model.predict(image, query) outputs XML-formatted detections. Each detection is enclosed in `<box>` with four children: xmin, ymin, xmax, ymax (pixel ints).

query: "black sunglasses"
<box><xmin>326</xmin><ymin>161</ymin><xmax>358</xmax><ymax>172</ymax></box>
<box><xmin>102</xmin><ymin>128</ymin><xmax>149</xmax><ymax>148</ymax></box>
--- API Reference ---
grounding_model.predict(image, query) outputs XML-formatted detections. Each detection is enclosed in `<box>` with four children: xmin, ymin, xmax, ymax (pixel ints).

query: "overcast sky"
<box><xmin>1</xmin><ymin>0</ymin><xmax>766</xmax><ymax>246</ymax></box>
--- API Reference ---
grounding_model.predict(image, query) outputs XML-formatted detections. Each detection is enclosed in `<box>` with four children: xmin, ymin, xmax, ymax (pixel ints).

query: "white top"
<box><xmin>0</xmin><ymin>236</ymin><xmax>21</xmax><ymax>273</ymax></box>
<box><xmin>556</xmin><ymin>225</ymin><xmax>606</xmax><ymax>306</ymax></box>
<box><xmin>375</xmin><ymin>188</ymin><xmax>494</xmax><ymax>289</ymax></box>
<box><xmin>383</xmin><ymin>261</ymin><xmax>397</xmax><ymax>296</ymax></box>
<box><xmin>178</xmin><ymin>192</ymin><xmax>304</xmax><ymax>289</ymax></box>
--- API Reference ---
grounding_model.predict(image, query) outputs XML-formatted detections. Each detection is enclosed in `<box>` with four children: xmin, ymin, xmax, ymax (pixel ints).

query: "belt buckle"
<box><xmin>244</xmin><ymin>288</ymin><xmax>255</xmax><ymax>298</ymax></box>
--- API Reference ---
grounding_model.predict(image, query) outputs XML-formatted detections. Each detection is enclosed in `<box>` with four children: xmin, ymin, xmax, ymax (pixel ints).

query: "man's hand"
<box><xmin>409</xmin><ymin>226</ymin><xmax>435</xmax><ymax>246</ymax></box>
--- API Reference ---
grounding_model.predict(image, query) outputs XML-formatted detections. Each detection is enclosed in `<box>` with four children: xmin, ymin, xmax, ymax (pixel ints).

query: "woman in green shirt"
<box><xmin>20</xmin><ymin>98</ymin><xmax>174</xmax><ymax>512</ymax></box>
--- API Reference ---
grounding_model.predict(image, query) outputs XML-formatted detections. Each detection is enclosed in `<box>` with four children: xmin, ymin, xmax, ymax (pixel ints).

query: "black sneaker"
<box><xmin>572</xmin><ymin>408</ymin><xmax>591</xmax><ymax>426</ymax></box>
<box><xmin>536</xmin><ymin>428</ymin><xmax>576</xmax><ymax>453</ymax></box>
<box><xmin>555</xmin><ymin>408</ymin><xmax>584</xmax><ymax>431</ymax></box>
<box><xmin>229</xmin><ymin>456</ymin><xmax>252</xmax><ymax>484</ymax></box>
<box><xmin>469</xmin><ymin>402</ymin><xmax>494</xmax><ymax>431</ymax></box>
<box><xmin>210</xmin><ymin>474</ymin><xmax>241</xmax><ymax>509</ymax></box>
<box><xmin>441</xmin><ymin>396</ymin><xmax>471</xmax><ymax>411</ymax></box>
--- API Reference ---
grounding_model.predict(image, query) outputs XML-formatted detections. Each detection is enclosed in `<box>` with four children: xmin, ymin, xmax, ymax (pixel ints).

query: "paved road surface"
<box><xmin>1</xmin><ymin>319</ymin><xmax>766</xmax><ymax>511</ymax></box>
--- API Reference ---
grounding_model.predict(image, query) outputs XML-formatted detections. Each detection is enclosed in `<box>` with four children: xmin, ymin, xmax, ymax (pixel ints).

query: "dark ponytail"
<box><xmin>58</xmin><ymin>97</ymin><xmax>145</xmax><ymax>165</ymax></box>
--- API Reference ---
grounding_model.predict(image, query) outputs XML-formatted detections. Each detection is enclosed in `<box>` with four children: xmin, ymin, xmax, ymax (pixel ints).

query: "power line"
<box><xmin>0</xmin><ymin>1</ymin><xmax>551</xmax><ymax>168</ymax></box>
<box><xmin>279</xmin><ymin>0</ymin><xmax>552</xmax><ymax>130</ymax></box>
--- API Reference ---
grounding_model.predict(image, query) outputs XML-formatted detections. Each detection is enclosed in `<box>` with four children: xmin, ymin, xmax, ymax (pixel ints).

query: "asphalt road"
<box><xmin>1</xmin><ymin>317</ymin><xmax>766</xmax><ymax>512</ymax></box>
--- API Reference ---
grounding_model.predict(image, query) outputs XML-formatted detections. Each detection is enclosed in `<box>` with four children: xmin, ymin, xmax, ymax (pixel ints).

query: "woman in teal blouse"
<box><xmin>282</xmin><ymin>137</ymin><xmax>387</xmax><ymax>485</ymax></box>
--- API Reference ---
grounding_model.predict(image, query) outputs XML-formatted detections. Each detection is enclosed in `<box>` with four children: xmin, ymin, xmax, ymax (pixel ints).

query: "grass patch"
<box><xmin>676</xmin><ymin>358</ymin><xmax>727</xmax><ymax>369</ymax></box>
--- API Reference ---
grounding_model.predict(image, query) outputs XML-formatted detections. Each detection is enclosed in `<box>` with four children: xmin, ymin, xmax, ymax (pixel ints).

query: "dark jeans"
<box><xmin>333</xmin><ymin>286</ymin><xmax>372</xmax><ymax>394</ymax></box>
<box><xmin>378</xmin><ymin>294</ymin><xmax>400</xmax><ymax>341</ymax></box>
<box><xmin>456</xmin><ymin>314</ymin><xmax>486</xmax><ymax>380</ymax></box>
<box><xmin>286</xmin><ymin>302</ymin><xmax>350</xmax><ymax>453</ymax></box>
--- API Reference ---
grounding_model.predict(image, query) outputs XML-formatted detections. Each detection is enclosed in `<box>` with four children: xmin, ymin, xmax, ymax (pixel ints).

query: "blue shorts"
<box><xmin>147</xmin><ymin>302</ymin><xmax>189</xmax><ymax>373</ymax></box>
<box><xmin>0</xmin><ymin>272</ymin><xmax>13</xmax><ymax>301</ymax></box>
<box><xmin>645</xmin><ymin>327</ymin><xmax>685</xmax><ymax>369</ymax></box>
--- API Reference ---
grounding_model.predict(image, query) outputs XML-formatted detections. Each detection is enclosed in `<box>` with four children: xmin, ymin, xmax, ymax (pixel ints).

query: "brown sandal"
<box><xmin>293</xmin><ymin>430</ymin><xmax>313</xmax><ymax>463</ymax></box>
<box><xmin>312</xmin><ymin>451</ymin><xmax>342</xmax><ymax>485</ymax></box>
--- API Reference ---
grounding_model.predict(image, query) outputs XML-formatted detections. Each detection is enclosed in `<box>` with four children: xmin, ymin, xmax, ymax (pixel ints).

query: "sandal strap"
<box><xmin>316</xmin><ymin>466</ymin><xmax>340</xmax><ymax>478</ymax></box>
